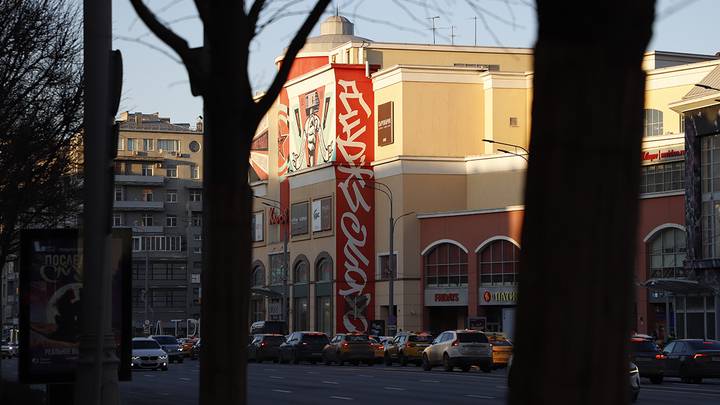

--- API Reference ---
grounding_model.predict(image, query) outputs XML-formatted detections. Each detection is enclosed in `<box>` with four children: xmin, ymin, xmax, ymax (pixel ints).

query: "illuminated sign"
<box><xmin>425</xmin><ymin>289</ymin><xmax>468</xmax><ymax>307</ymax></box>
<box><xmin>478</xmin><ymin>286</ymin><xmax>518</xmax><ymax>306</ymax></box>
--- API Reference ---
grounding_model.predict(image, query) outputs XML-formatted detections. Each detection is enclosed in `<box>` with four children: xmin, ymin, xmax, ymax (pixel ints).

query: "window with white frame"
<box><xmin>193</xmin><ymin>234</ymin><xmax>202</xmax><ymax>241</ymax></box>
<box><xmin>157</xmin><ymin>139</ymin><xmax>179</xmax><ymax>152</ymax></box>
<box><xmin>143</xmin><ymin>139</ymin><xmax>154</xmax><ymax>151</ymax></box>
<box><xmin>117</xmin><ymin>138</ymin><xmax>125</xmax><ymax>151</ymax></box>
<box><xmin>143</xmin><ymin>189</ymin><xmax>153</xmax><ymax>202</ymax></box>
<box><xmin>166</xmin><ymin>190</ymin><xmax>177</xmax><ymax>203</ymax></box>
<box><xmin>127</xmin><ymin>138</ymin><xmax>137</xmax><ymax>151</ymax></box>
<box><xmin>114</xmin><ymin>186</ymin><xmax>123</xmax><ymax>202</ymax></box>
<box><xmin>191</xmin><ymin>213</ymin><xmax>202</xmax><ymax>227</ymax></box>
<box><xmin>191</xmin><ymin>165</ymin><xmax>200</xmax><ymax>179</ymax></box>
<box><xmin>193</xmin><ymin>246</ymin><xmax>202</xmax><ymax>254</ymax></box>
<box><xmin>112</xmin><ymin>214</ymin><xmax>122</xmax><ymax>227</ymax></box>
<box><xmin>644</xmin><ymin>109</ymin><xmax>664</xmax><ymax>137</ymax></box>
<box><xmin>141</xmin><ymin>164</ymin><xmax>153</xmax><ymax>176</ymax></box>
<box><xmin>189</xmin><ymin>190</ymin><xmax>202</xmax><ymax>202</ymax></box>
<box><xmin>647</xmin><ymin>228</ymin><xmax>687</xmax><ymax>279</ymax></box>
<box><xmin>132</xmin><ymin>235</ymin><xmax>183</xmax><ymax>252</ymax></box>
<box><xmin>142</xmin><ymin>214</ymin><xmax>153</xmax><ymax>227</ymax></box>
<box><xmin>166</xmin><ymin>215</ymin><xmax>177</xmax><ymax>227</ymax></box>
<box><xmin>166</xmin><ymin>165</ymin><xmax>177</xmax><ymax>178</ymax></box>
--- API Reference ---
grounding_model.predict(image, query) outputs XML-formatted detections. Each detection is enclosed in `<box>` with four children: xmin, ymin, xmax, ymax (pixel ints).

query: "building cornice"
<box><xmin>417</xmin><ymin>205</ymin><xmax>525</xmax><ymax>219</ymax></box>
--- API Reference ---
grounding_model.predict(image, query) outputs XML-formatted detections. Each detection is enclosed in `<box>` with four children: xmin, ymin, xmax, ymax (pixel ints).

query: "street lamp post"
<box><xmin>256</xmin><ymin>196</ymin><xmax>289</xmax><ymax>326</ymax></box>
<box><xmin>483</xmin><ymin>139</ymin><xmax>529</xmax><ymax>161</ymax></box>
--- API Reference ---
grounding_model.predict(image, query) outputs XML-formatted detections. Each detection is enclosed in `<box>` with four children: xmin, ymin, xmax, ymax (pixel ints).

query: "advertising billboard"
<box><xmin>287</xmin><ymin>79</ymin><xmax>336</xmax><ymax>173</ymax></box>
<box><xmin>19</xmin><ymin>229</ymin><xmax>132</xmax><ymax>383</ymax></box>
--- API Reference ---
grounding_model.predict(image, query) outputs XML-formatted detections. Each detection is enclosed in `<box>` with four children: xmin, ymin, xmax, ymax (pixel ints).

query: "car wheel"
<box><xmin>422</xmin><ymin>354</ymin><xmax>432</xmax><ymax>371</ymax></box>
<box><xmin>443</xmin><ymin>354</ymin><xmax>453</xmax><ymax>372</ymax></box>
<box><xmin>461</xmin><ymin>365</ymin><xmax>471</xmax><ymax>372</ymax></box>
<box><xmin>384</xmin><ymin>353</ymin><xmax>392</xmax><ymax>366</ymax></box>
<box><xmin>399</xmin><ymin>353</ymin><xmax>407</xmax><ymax>367</ymax></box>
<box><xmin>480</xmin><ymin>364</ymin><xmax>492</xmax><ymax>373</ymax></box>
<box><xmin>649</xmin><ymin>375</ymin><xmax>663</xmax><ymax>384</ymax></box>
<box><xmin>178</xmin><ymin>358</ymin><xmax>184</xmax><ymax>364</ymax></box>
<box><xmin>162</xmin><ymin>366</ymin><xmax>168</xmax><ymax>371</ymax></box>
<box><xmin>692</xmin><ymin>377</ymin><xmax>703</xmax><ymax>384</ymax></box>
<box><xmin>292</xmin><ymin>351</ymin><xmax>300</xmax><ymax>365</ymax></box>
<box><xmin>323</xmin><ymin>354</ymin><xmax>331</xmax><ymax>366</ymax></box>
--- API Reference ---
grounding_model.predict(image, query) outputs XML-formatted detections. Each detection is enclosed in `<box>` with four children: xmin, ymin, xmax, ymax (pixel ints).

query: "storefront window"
<box><xmin>293</xmin><ymin>297</ymin><xmax>308</xmax><ymax>331</ymax></box>
<box><xmin>252</xmin><ymin>264</ymin><xmax>265</xmax><ymax>287</ymax></box>
<box><xmin>316</xmin><ymin>257</ymin><xmax>332</xmax><ymax>282</ymax></box>
<box><xmin>424</xmin><ymin>243</ymin><xmax>468</xmax><ymax>287</ymax></box>
<box><xmin>647</xmin><ymin>227</ymin><xmax>686</xmax><ymax>279</ymax></box>
<box><xmin>478</xmin><ymin>239</ymin><xmax>519</xmax><ymax>286</ymax></box>
<box><xmin>639</xmin><ymin>162</ymin><xmax>684</xmax><ymax>194</ymax></box>
<box><xmin>269</xmin><ymin>253</ymin><xmax>286</xmax><ymax>285</ymax></box>
<box><xmin>251</xmin><ymin>299</ymin><xmax>265</xmax><ymax>322</ymax></box>
<box><xmin>701</xmin><ymin>134</ymin><xmax>720</xmax><ymax>258</ymax></box>
<box><xmin>294</xmin><ymin>260</ymin><xmax>309</xmax><ymax>283</ymax></box>
<box><xmin>316</xmin><ymin>295</ymin><xmax>332</xmax><ymax>336</ymax></box>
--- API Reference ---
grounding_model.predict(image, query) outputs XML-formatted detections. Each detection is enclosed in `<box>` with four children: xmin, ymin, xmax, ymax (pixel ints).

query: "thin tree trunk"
<box><xmin>509</xmin><ymin>2</ymin><xmax>654</xmax><ymax>404</ymax></box>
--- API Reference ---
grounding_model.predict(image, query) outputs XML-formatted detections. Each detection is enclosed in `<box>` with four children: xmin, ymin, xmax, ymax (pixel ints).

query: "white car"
<box><xmin>422</xmin><ymin>329</ymin><xmax>493</xmax><ymax>372</ymax></box>
<box><xmin>131</xmin><ymin>337</ymin><xmax>169</xmax><ymax>371</ymax></box>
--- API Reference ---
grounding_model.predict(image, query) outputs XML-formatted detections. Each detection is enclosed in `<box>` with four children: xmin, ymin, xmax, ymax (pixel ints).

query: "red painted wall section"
<box><xmin>634</xmin><ymin>195</ymin><xmax>685</xmax><ymax>334</ymax></box>
<box><xmin>334</xmin><ymin>65</ymin><xmax>375</xmax><ymax>333</ymax></box>
<box><xmin>278</xmin><ymin>56</ymin><xmax>329</xmax><ymax>82</ymax></box>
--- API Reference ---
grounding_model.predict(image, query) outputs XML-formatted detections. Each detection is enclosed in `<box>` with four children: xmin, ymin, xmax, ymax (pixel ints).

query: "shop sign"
<box><xmin>268</xmin><ymin>207</ymin><xmax>288</xmax><ymax>225</ymax></box>
<box><xmin>335</xmin><ymin>67</ymin><xmax>375</xmax><ymax>333</ymax></box>
<box><xmin>640</xmin><ymin>147</ymin><xmax>684</xmax><ymax>164</ymax></box>
<box><xmin>312</xmin><ymin>197</ymin><xmax>333</xmax><ymax>232</ymax></box>
<box><xmin>291</xmin><ymin>202</ymin><xmax>309</xmax><ymax>235</ymax></box>
<box><xmin>425</xmin><ymin>288</ymin><xmax>468</xmax><ymax>307</ymax></box>
<box><xmin>478</xmin><ymin>286</ymin><xmax>518</xmax><ymax>306</ymax></box>
<box><xmin>378</xmin><ymin>102</ymin><xmax>394</xmax><ymax>146</ymax></box>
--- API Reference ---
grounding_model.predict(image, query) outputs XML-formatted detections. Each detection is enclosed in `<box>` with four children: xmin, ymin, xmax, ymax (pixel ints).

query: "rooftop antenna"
<box><xmin>450</xmin><ymin>25</ymin><xmax>457</xmax><ymax>45</ymax></box>
<box><xmin>426</xmin><ymin>16</ymin><xmax>440</xmax><ymax>44</ymax></box>
<box><xmin>470</xmin><ymin>16</ymin><xmax>477</xmax><ymax>46</ymax></box>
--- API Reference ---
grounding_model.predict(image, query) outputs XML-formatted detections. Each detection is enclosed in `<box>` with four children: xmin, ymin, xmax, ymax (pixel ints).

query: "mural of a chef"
<box><xmin>289</xmin><ymin>85</ymin><xmax>333</xmax><ymax>172</ymax></box>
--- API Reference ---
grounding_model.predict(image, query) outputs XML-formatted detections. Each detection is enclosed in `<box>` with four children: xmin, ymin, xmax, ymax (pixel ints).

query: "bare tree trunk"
<box><xmin>509</xmin><ymin>2</ymin><xmax>655</xmax><ymax>404</ymax></box>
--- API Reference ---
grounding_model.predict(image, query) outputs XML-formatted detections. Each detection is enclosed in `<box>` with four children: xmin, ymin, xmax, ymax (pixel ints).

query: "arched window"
<box><xmin>647</xmin><ymin>227</ymin><xmax>686</xmax><ymax>279</ymax></box>
<box><xmin>316</xmin><ymin>256</ymin><xmax>332</xmax><ymax>282</ymax></box>
<box><xmin>424</xmin><ymin>243</ymin><xmax>468</xmax><ymax>287</ymax></box>
<box><xmin>478</xmin><ymin>239</ymin><xmax>520</xmax><ymax>286</ymax></box>
<box><xmin>644</xmin><ymin>109</ymin><xmax>664</xmax><ymax>137</ymax></box>
<box><xmin>294</xmin><ymin>258</ymin><xmax>309</xmax><ymax>283</ymax></box>
<box><xmin>251</xmin><ymin>263</ymin><xmax>265</xmax><ymax>287</ymax></box>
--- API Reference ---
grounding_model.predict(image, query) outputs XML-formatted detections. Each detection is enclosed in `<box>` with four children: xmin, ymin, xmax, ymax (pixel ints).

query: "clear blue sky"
<box><xmin>111</xmin><ymin>0</ymin><xmax>719</xmax><ymax>125</ymax></box>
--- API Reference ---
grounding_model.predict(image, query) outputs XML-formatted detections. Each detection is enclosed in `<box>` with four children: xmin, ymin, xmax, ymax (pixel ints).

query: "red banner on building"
<box><xmin>334</xmin><ymin>66</ymin><xmax>375</xmax><ymax>333</ymax></box>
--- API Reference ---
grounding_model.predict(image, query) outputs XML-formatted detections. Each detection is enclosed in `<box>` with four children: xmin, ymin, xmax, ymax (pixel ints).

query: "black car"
<box><xmin>630</xmin><ymin>336</ymin><xmax>665</xmax><ymax>384</ymax></box>
<box><xmin>662</xmin><ymin>339</ymin><xmax>720</xmax><ymax>383</ymax></box>
<box><xmin>278</xmin><ymin>331</ymin><xmax>329</xmax><ymax>364</ymax></box>
<box><xmin>248</xmin><ymin>334</ymin><xmax>285</xmax><ymax>363</ymax></box>
<box><xmin>150</xmin><ymin>335</ymin><xmax>184</xmax><ymax>363</ymax></box>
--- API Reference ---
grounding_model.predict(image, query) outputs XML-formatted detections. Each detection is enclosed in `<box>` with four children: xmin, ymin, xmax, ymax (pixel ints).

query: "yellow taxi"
<box><xmin>369</xmin><ymin>336</ymin><xmax>386</xmax><ymax>363</ymax></box>
<box><xmin>485</xmin><ymin>332</ymin><xmax>513</xmax><ymax>368</ymax></box>
<box><xmin>384</xmin><ymin>332</ymin><xmax>434</xmax><ymax>366</ymax></box>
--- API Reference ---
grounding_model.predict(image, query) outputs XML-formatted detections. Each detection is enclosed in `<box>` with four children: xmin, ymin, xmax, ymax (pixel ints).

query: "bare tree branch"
<box><xmin>114</xmin><ymin>35</ymin><xmax>183</xmax><ymax>63</ymax></box>
<box><xmin>247</xmin><ymin>0</ymin><xmax>267</xmax><ymax>34</ymax></box>
<box><xmin>193</xmin><ymin>0</ymin><xmax>210</xmax><ymax>23</ymax></box>
<box><xmin>129</xmin><ymin>0</ymin><xmax>193</xmax><ymax>61</ymax></box>
<box><xmin>255</xmin><ymin>0</ymin><xmax>331</xmax><ymax>116</ymax></box>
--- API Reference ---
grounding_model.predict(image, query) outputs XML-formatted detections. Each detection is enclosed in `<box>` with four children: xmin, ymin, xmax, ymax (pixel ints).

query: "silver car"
<box><xmin>150</xmin><ymin>335</ymin><xmax>184</xmax><ymax>363</ymax></box>
<box><xmin>132</xmin><ymin>337</ymin><xmax>169</xmax><ymax>371</ymax></box>
<box><xmin>422</xmin><ymin>330</ymin><xmax>493</xmax><ymax>372</ymax></box>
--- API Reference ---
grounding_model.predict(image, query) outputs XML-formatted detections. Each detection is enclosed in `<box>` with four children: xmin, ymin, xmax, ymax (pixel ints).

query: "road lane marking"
<box><xmin>420</xmin><ymin>379</ymin><xmax>440</xmax><ymax>383</ymax></box>
<box><xmin>358</xmin><ymin>374</ymin><xmax>373</xmax><ymax>378</ymax></box>
<box><xmin>272</xmin><ymin>389</ymin><xmax>292</xmax><ymax>394</ymax></box>
<box><xmin>179</xmin><ymin>378</ymin><xmax>191</xmax><ymax>381</ymax></box>
<box><xmin>465</xmin><ymin>394</ymin><xmax>496</xmax><ymax>399</ymax></box>
<box><xmin>322</xmin><ymin>381</ymin><xmax>339</xmax><ymax>385</ymax></box>
<box><xmin>384</xmin><ymin>387</ymin><xmax>405</xmax><ymax>391</ymax></box>
<box><xmin>496</xmin><ymin>385</ymin><xmax>507</xmax><ymax>389</ymax></box>
<box><xmin>143</xmin><ymin>374</ymin><xmax>155</xmax><ymax>378</ymax></box>
<box><xmin>329</xmin><ymin>396</ymin><xmax>354</xmax><ymax>401</ymax></box>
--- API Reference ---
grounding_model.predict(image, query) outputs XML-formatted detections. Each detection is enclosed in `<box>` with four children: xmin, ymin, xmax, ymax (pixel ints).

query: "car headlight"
<box><xmin>131</xmin><ymin>356</ymin><xmax>140</xmax><ymax>360</ymax></box>
<box><xmin>159</xmin><ymin>355</ymin><xmax>168</xmax><ymax>360</ymax></box>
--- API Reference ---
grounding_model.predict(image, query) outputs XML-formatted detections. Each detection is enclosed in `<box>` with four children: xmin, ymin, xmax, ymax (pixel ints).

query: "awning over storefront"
<box><xmin>250</xmin><ymin>286</ymin><xmax>283</xmax><ymax>298</ymax></box>
<box><xmin>641</xmin><ymin>278</ymin><xmax>716</xmax><ymax>295</ymax></box>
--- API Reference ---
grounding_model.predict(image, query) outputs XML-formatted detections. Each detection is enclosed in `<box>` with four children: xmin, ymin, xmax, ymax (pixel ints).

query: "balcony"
<box><xmin>113</xmin><ymin>200</ymin><xmax>165</xmax><ymax>211</ymax></box>
<box><xmin>132</xmin><ymin>226</ymin><xmax>164</xmax><ymax>233</ymax></box>
<box><xmin>114</xmin><ymin>174</ymin><xmax>165</xmax><ymax>186</ymax></box>
<box><xmin>187</xmin><ymin>200</ymin><xmax>202</xmax><ymax>212</ymax></box>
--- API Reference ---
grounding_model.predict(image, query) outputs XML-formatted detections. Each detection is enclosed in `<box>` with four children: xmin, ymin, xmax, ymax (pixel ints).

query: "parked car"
<box><xmin>422</xmin><ymin>330</ymin><xmax>493</xmax><ymax>372</ymax></box>
<box><xmin>485</xmin><ymin>332</ymin><xmax>513</xmax><ymax>369</ymax></box>
<box><xmin>630</xmin><ymin>335</ymin><xmax>665</xmax><ymax>384</ymax></box>
<box><xmin>368</xmin><ymin>336</ymin><xmax>385</xmax><ymax>363</ymax></box>
<box><xmin>1</xmin><ymin>339</ymin><xmax>17</xmax><ymax>359</ymax></box>
<box><xmin>250</xmin><ymin>320</ymin><xmax>288</xmax><ymax>336</ymax></box>
<box><xmin>248</xmin><ymin>334</ymin><xmax>285</xmax><ymax>363</ymax></box>
<box><xmin>662</xmin><ymin>339</ymin><xmax>720</xmax><ymax>383</ymax></box>
<box><xmin>384</xmin><ymin>332</ymin><xmax>433</xmax><ymax>366</ymax></box>
<box><xmin>279</xmin><ymin>332</ymin><xmax>329</xmax><ymax>364</ymax></box>
<box><xmin>178</xmin><ymin>338</ymin><xmax>198</xmax><ymax>358</ymax></box>
<box><xmin>322</xmin><ymin>333</ymin><xmax>375</xmax><ymax>366</ymax></box>
<box><xmin>150</xmin><ymin>335</ymin><xmax>184</xmax><ymax>363</ymax></box>
<box><xmin>131</xmin><ymin>337</ymin><xmax>168</xmax><ymax>371</ymax></box>
<box><xmin>190</xmin><ymin>339</ymin><xmax>202</xmax><ymax>360</ymax></box>
<box><xmin>629</xmin><ymin>362</ymin><xmax>640</xmax><ymax>402</ymax></box>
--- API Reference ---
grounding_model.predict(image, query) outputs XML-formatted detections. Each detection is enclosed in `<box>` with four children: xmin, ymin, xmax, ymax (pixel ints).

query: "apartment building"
<box><xmin>114</xmin><ymin>112</ymin><xmax>203</xmax><ymax>336</ymax></box>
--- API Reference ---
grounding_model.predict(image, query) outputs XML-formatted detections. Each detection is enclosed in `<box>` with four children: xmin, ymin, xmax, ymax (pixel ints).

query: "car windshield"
<box><xmin>302</xmin><ymin>334</ymin><xmax>329</xmax><ymax>343</ymax></box>
<box><xmin>346</xmin><ymin>335</ymin><xmax>369</xmax><ymax>342</ymax></box>
<box><xmin>409</xmin><ymin>335</ymin><xmax>433</xmax><ymax>343</ymax></box>
<box><xmin>631</xmin><ymin>340</ymin><xmax>658</xmax><ymax>352</ymax></box>
<box><xmin>263</xmin><ymin>336</ymin><xmax>285</xmax><ymax>344</ymax></box>
<box><xmin>457</xmin><ymin>333</ymin><xmax>489</xmax><ymax>343</ymax></box>
<box><xmin>489</xmin><ymin>338</ymin><xmax>512</xmax><ymax>346</ymax></box>
<box><xmin>153</xmin><ymin>336</ymin><xmax>177</xmax><ymax>345</ymax></box>
<box><xmin>133</xmin><ymin>340</ymin><xmax>161</xmax><ymax>350</ymax></box>
<box><xmin>687</xmin><ymin>340</ymin><xmax>720</xmax><ymax>350</ymax></box>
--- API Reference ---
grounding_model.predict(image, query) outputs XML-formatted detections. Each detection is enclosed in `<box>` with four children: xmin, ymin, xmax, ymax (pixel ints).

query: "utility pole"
<box><xmin>471</xmin><ymin>16</ymin><xmax>477</xmax><ymax>46</ymax></box>
<box><xmin>145</xmin><ymin>248</ymin><xmax>150</xmax><ymax>334</ymax></box>
<box><xmin>426</xmin><ymin>16</ymin><xmax>440</xmax><ymax>44</ymax></box>
<box><xmin>76</xmin><ymin>0</ymin><xmax>122</xmax><ymax>404</ymax></box>
<box><xmin>257</xmin><ymin>196</ymin><xmax>289</xmax><ymax>331</ymax></box>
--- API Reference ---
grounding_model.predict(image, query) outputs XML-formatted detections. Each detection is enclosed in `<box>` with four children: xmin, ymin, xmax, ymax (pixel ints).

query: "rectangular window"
<box><xmin>639</xmin><ymin>161</ymin><xmax>685</xmax><ymax>194</ymax></box>
<box><xmin>269</xmin><ymin>254</ymin><xmax>286</xmax><ymax>285</ymax></box>
<box><xmin>191</xmin><ymin>165</ymin><xmax>200</xmax><ymax>179</ymax></box>
<box><xmin>166</xmin><ymin>190</ymin><xmax>177</xmax><ymax>203</ymax></box>
<box><xmin>192</xmin><ymin>288</ymin><xmax>200</xmax><ymax>305</ymax></box>
<box><xmin>193</xmin><ymin>234</ymin><xmax>202</xmax><ymax>241</ymax></box>
<box><xmin>157</xmin><ymin>139</ymin><xmax>179</xmax><ymax>152</ymax></box>
<box><xmin>312</xmin><ymin>197</ymin><xmax>333</xmax><ymax>232</ymax></box>
<box><xmin>192</xmin><ymin>213</ymin><xmax>202</xmax><ymax>227</ymax></box>
<box><xmin>141</xmin><ymin>164</ymin><xmax>153</xmax><ymax>176</ymax></box>
<box><xmin>377</xmin><ymin>254</ymin><xmax>397</xmax><ymax>280</ymax></box>
<box><xmin>251</xmin><ymin>211</ymin><xmax>264</xmax><ymax>242</ymax></box>
<box><xmin>142</xmin><ymin>214</ymin><xmax>153</xmax><ymax>227</ymax></box>
<box><xmin>291</xmin><ymin>202</ymin><xmax>309</xmax><ymax>236</ymax></box>
<box><xmin>193</xmin><ymin>246</ymin><xmax>202</xmax><ymax>254</ymax></box>
<box><xmin>112</xmin><ymin>214</ymin><xmax>122</xmax><ymax>227</ymax></box>
<box><xmin>166</xmin><ymin>215</ymin><xmax>177</xmax><ymax>227</ymax></box>
<box><xmin>131</xmin><ymin>235</ymin><xmax>184</xmax><ymax>252</ymax></box>
<box><xmin>117</xmin><ymin>138</ymin><xmax>125</xmax><ymax>151</ymax></box>
<box><xmin>166</xmin><ymin>165</ymin><xmax>177</xmax><ymax>178</ymax></box>
<box><xmin>127</xmin><ymin>138</ymin><xmax>137</xmax><ymax>151</ymax></box>
<box><xmin>191</xmin><ymin>274</ymin><xmax>200</xmax><ymax>284</ymax></box>
<box><xmin>114</xmin><ymin>186</ymin><xmax>123</xmax><ymax>202</ymax></box>
<box><xmin>143</xmin><ymin>189</ymin><xmax>153</xmax><ymax>202</ymax></box>
<box><xmin>189</xmin><ymin>190</ymin><xmax>202</xmax><ymax>202</ymax></box>
<box><xmin>151</xmin><ymin>288</ymin><xmax>186</xmax><ymax>308</ymax></box>
<box><xmin>143</xmin><ymin>139</ymin><xmax>154</xmax><ymax>151</ymax></box>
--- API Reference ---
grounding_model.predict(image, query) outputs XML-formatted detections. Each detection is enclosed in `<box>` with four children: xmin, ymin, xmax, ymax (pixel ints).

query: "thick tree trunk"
<box><xmin>199</xmin><ymin>6</ymin><xmax>254</xmax><ymax>404</ymax></box>
<box><xmin>509</xmin><ymin>2</ymin><xmax>654</xmax><ymax>404</ymax></box>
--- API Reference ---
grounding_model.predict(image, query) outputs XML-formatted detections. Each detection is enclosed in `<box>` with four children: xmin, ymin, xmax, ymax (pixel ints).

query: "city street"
<box><xmin>5</xmin><ymin>357</ymin><xmax>720</xmax><ymax>404</ymax></box>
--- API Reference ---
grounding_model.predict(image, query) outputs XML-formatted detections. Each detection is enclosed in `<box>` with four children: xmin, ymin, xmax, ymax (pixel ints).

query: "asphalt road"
<box><xmin>4</xmin><ymin>357</ymin><xmax>720</xmax><ymax>404</ymax></box>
